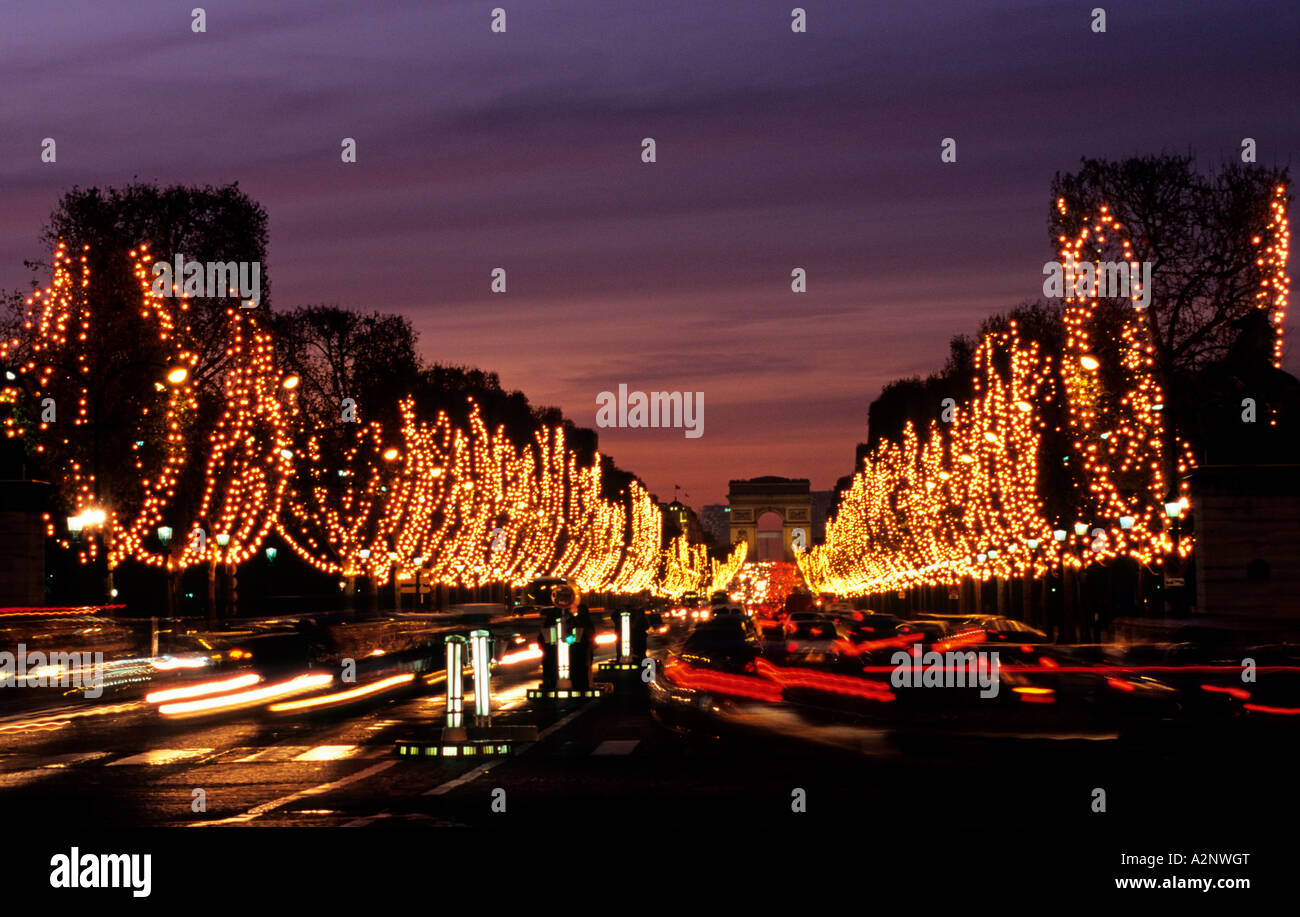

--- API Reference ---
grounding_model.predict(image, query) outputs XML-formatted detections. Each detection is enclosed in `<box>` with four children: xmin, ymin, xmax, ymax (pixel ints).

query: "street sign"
<box><xmin>552</xmin><ymin>584</ymin><xmax>576</xmax><ymax>608</ymax></box>
<box><xmin>1164</xmin><ymin>576</ymin><xmax>1185</xmax><ymax>587</ymax></box>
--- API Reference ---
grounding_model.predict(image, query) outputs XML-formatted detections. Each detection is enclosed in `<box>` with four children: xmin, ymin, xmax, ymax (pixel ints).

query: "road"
<box><xmin>2</xmin><ymin>617</ymin><xmax>1293</xmax><ymax>900</ymax></box>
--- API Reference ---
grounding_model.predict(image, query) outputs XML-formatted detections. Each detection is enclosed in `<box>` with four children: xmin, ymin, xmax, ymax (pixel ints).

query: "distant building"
<box><xmin>810</xmin><ymin>490</ymin><xmax>835</xmax><ymax>542</ymax></box>
<box><xmin>700</xmin><ymin>504</ymin><xmax>731</xmax><ymax>547</ymax></box>
<box><xmin>659</xmin><ymin>500</ymin><xmax>706</xmax><ymax>546</ymax></box>
<box><xmin>1191</xmin><ymin>464</ymin><xmax>1300</xmax><ymax>622</ymax></box>
<box><xmin>0</xmin><ymin>480</ymin><xmax>48</xmax><ymax>606</ymax></box>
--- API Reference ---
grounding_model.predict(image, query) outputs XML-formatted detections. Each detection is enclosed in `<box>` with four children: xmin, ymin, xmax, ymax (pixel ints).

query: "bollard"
<box><xmin>445</xmin><ymin>635</ymin><xmax>466</xmax><ymax>730</ymax></box>
<box><xmin>150</xmin><ymin>617</ymin><xmax>158</xmax><ymax>657</ymax></box>
<box><xmin>557</xmin><ymin>614</ymin><xmax>571</xmax><ymax>685</ymax></box>
<box><xmin>470</xmin><ymin>628</ymin><xmax>492</xmax><ymax>726</ymax></box>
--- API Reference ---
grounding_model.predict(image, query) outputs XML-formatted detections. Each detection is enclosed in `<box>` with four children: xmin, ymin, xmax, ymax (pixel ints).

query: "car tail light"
<box><xmin>1201</xmin><ymin>684</ymin><xmax>1250</xmax><ymax>700</ymax></box>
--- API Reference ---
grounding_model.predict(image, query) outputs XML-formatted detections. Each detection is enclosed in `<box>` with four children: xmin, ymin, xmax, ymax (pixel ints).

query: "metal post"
<box><xmin>445</xmin><ymin>635</ymin><xmax>465</xmax><ymax>730</ymax></box>
<box><xmin>557</xmin><ymin>613</ymin><xmax>571</xmax><ymax>686</ymax></box>
<box><xmin>620</xmin><ymin>611</ymin><xmax>631</xmax><ymax>661</ymax></box>
<box><xmin>471</xmin><ymin>628</ymin><xmax>492</xmax><ymax>725</ymax></box>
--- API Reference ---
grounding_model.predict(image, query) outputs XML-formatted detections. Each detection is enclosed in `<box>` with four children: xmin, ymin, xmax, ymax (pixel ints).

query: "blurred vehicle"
<box><xmin>680</xmin><ymin>618</ymin><xmax>760</xmax><ymax>672</ymax></box>
<box><xmin>910</xmin><ymin>613</ymin><xmax>1045</xmax><ymax>643</ymax></box>
<box><xmin>781</xmin><ymin>618</ymin><xmax>841</xmax><ymax>658</ymax></box>
<box><xmin>1121</xmin><ymin>642</ymin><xmax>1300</xmax><ymax>722</ymax></box>
<box><xmin>709</xmin><ymin>590</ymin><xmax>731</xmax><ymax>606</ymax></box>
<box><xmin>710</xmin><ymin>603</ymin><xmax>758</xmax><ymax>640</ymax></box>
<box><xmin>785</xmin><ymin>609</ymin><xmax>827</xmax><ymax>625</ymax></box>
<box><xmin>521</xmin><ymin>576</ymin><xmax>570</xmax><ymax>610</ymax></box>
<box><xmin>840</xmin><ymin>612</ymin><xmax>909</xmax><ymax>639</ymax></box>
<box><xmin>783</xmin><ymin>590</ymin><xmax>816</xmax><ymax>617</ymax></box>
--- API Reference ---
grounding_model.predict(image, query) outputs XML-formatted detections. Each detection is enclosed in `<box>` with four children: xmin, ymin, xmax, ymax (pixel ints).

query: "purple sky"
<box><xmin>3</xmin><ymin>0</ymin><xmax>1297</xmax><ymax>507</ymax></box>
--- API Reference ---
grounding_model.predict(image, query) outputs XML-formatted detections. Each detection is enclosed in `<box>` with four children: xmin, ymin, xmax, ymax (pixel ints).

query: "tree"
<box><xmin>5</xmin><ymin>184</ymin><xmax>284</xmax><ymax>618</ymax></box>
<box><xmin>272</xmin><ymin>305</ymin><xmax>421</xmax><ymax>432</ymax></box>
<box><xmin>1050</xmin><ymin>156</ymin><xmax>1290</xmax><ymax>389</ymax></box>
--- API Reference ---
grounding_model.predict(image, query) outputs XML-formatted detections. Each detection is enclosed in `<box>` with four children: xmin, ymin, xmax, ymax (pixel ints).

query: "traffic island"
<box><xmin>597</xmin><ymin>660</ymin><xmax>641</xmax><ymax>673</ymax></box>
<box><xmin>526</xmin><ymin>683</ymin><xmax>611</xmax><ymax>700</ymax></box>
<box><xmin>396</xmin><ymin>723</ymin><xmax>538</xmax><ymax>758</ymax></box>
<box><xmin>395</xmin><ymin>629</ymin><xmax>540</xmax><ymax>760</ymax></box>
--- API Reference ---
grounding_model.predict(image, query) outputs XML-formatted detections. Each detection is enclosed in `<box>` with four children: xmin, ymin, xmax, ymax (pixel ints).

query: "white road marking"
<box><xmin>422</xmin><ymin>699</ymin><xmax>602</xmax><ymax>797</ymax></box>
<box><xmin>424</xmin><ymin>760</ymin><xmax>499</xmax><ymax>796</ymax></box>
<box><xmin>107</xmin><ymin>748</ymin><xmax>213</xmax><ymax>766</ymax></box>
<box><xmin>343</xmin><ymin>812</ymin><xmax>392</xmax><ymax>827</ymax></box>
<box><xmin>0</xmin><ymin>769</ymin><xmax>54</xmax><ymax>789</ymax></box>
<box><xmin>43</xmin><ymin>751</ymin><xmax>111</xmax><ymax>767</ymax></box>
<box><xmin>233</xmin><ymin>745</ymin><xmax>312</xmax><ymax>763</ymax></box>
<box><xmin>294</xmin><ymin>744</ymin><xmax>361</xmax><ymax>761</ymax></box>
<box><xmin>194</xmin><ymin>759</ymin><xmax>398</xmax><ymax>826</ymax></box>
<box><xmin>532</xmin><ymin>701</ymin><xmax>600</xmax><ymax>743</ymax></box>
<box><xmin>592</xmin><ymin>739</ymin><xmax>639</xmax><ymax>756</ymax></box>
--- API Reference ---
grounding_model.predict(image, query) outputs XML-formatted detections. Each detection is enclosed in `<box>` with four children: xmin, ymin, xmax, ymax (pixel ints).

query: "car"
<box><xmin>520</xmin><ymin>576</ymin><xmax>570</xmax><ymax>609</ymax></box>
<box><xmin>710</xmin><ymin>603</ymin><xmax>758</xmax><ymax>639</ymax></box>
<box><xmin>709</xmin><ymin>590</ymin><xmax>731</xmax><ymax>606</ymax></box>
<box><xmin>843</xmin><ymin>612</ymin><xmax>909</xmax><ymax>638</ymax></box>
<box><xmin>783</xmin><ymin>609</ymin><xmax>830</xmax><ymax>634</ymax></box>
<box><xmin>780</xmin><ymin>618</ymin><xmax>841</xmax><ymax>657</ymax></box>
<box><xmin>680</xmin><ymin>618</ymin><xmax>760</xmax><ymax>672</ymax></box>
<box><xmin>908</xmin><ymin>613</ymin><xmax>1048</xmax><ymax>643</ymax></box>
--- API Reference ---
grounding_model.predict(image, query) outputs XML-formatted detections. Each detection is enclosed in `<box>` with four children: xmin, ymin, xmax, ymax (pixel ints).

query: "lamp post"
<box><xmin>69</xmin><ymin>507</ymin><xmax>112</xmax><ymax>605</ymax></box>
<box><xmin>157</xmin><ymin>526</ymin><xmax>176</xmax><ymax>617</ymax></box>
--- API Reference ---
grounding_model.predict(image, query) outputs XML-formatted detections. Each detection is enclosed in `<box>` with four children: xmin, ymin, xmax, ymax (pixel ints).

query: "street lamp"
<box><xmin>157</xmin><ymin>526</ymin><xmax>173</xmax><ymax>546</ymax></box>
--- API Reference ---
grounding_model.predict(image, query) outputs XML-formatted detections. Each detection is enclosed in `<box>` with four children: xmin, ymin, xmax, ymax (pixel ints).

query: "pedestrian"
<box><xmin>629</xmin><ymin>605</ymin><xmax>648</xmax><ymax>660</ymax></box>
<box><xmin>572</xmin><ymin>603</ymin><xmax>595</xmax><ymax>690</ymax></box>
<box><xmin>539</xmin><ymin>606</ymin><xmax>559</xmax><ymax>691</ymax></box>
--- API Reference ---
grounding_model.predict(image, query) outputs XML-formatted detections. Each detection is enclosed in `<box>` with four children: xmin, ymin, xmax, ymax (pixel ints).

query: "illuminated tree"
<box><xmin>2</xmin><ymin>244</ymin><xmax>296</xmax><ymax>616</ymax></box>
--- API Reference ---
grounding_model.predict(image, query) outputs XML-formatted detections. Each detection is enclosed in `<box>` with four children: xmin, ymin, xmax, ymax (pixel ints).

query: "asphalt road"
<box><xmin>2</xmin><ymin>623</ymin><xmax>1293</xmax><ymax>899</ymax></box>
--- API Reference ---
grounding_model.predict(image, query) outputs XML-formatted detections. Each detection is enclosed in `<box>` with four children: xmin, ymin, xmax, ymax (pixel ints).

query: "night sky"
<box><xmin>3</xmin><ymin>0</ymin><xmax>1297</xmax><ymax>506</ymax></box>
